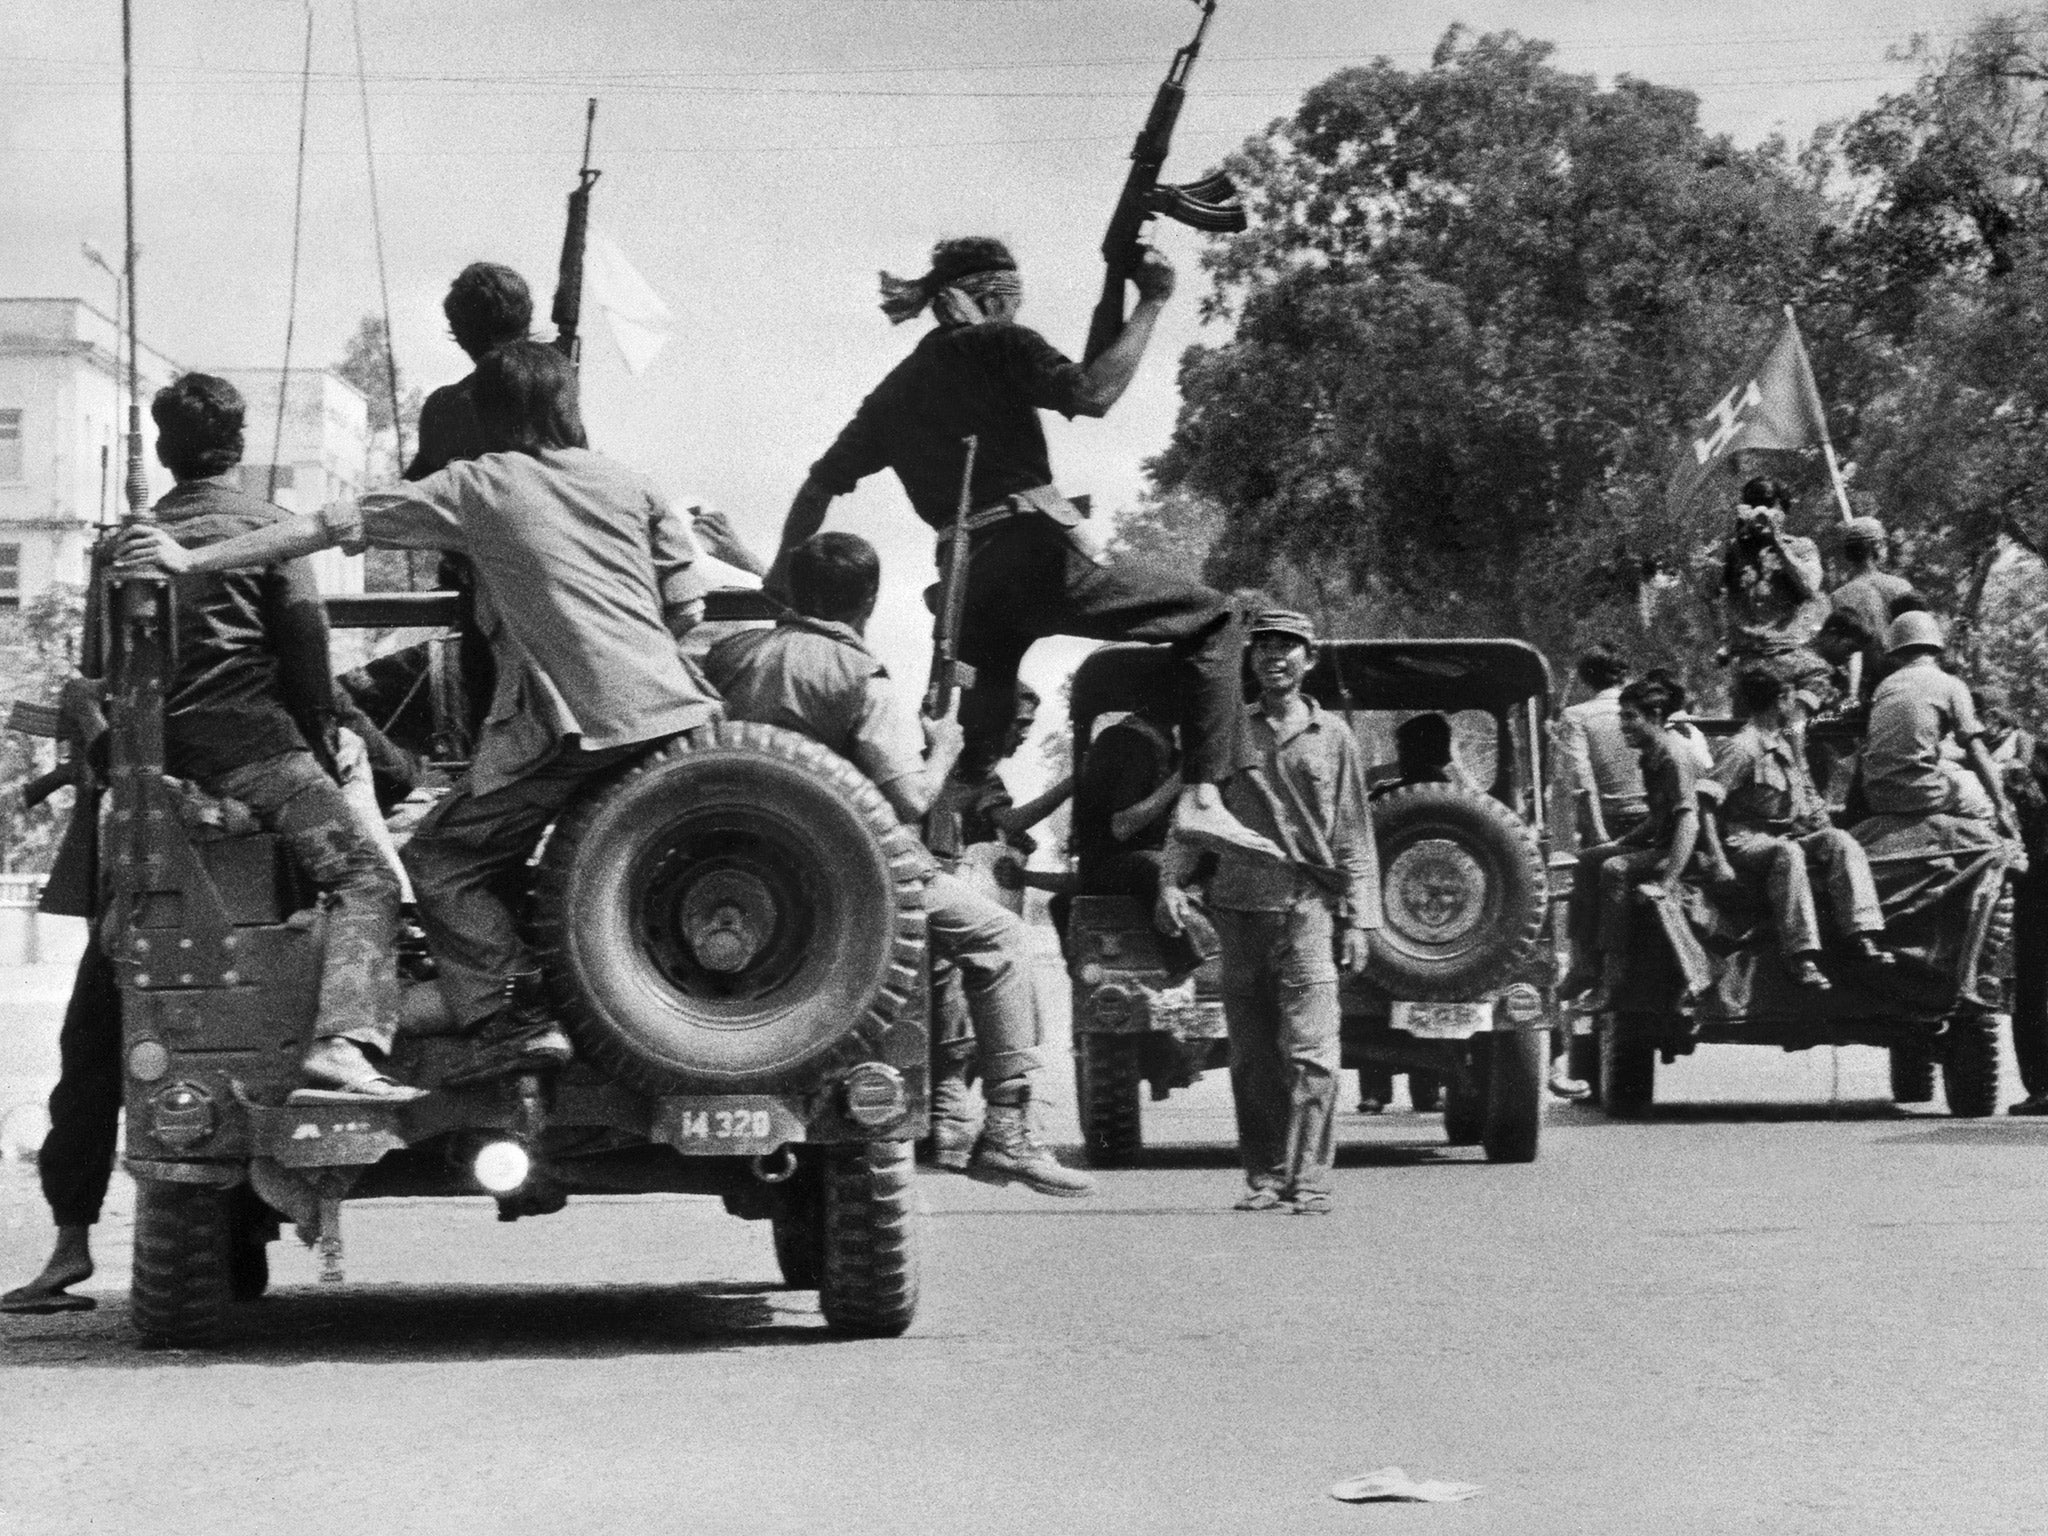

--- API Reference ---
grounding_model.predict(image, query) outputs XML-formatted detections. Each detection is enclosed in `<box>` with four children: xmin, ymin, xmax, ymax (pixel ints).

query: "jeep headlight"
<box><xmin>148</xmin><ymin>1081</ymin><xmax>217</xmax><ymax>1150</ymax></box>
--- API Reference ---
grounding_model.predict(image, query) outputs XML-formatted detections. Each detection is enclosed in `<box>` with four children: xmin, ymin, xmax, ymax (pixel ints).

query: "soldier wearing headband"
<box><xmin>769</xmin><ymin>235</ymin><xmax>1282</xmax><ymax>864</ymax></box>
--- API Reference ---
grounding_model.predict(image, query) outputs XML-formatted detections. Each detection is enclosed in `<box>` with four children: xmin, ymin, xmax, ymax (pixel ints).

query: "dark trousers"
<box><xmin>38</xmin><ymin>940</ymin><xmax>123</xmax><ymax>1228</ymax></box>
<box><xmin>1216</xmin><ymin>903</ymin><xmax>1342</xmax><ymax>1198</ymax></box>
<box><xmin>2013</xmin><ymin>867</ymin><xmax>2048</xmax><ymax>1097</ymax></box>
<box><xmin>403</xmin><ymin>739</ymin><xmax>666</xmax><ymax>1029</ymax></box>
<box><xmin>955</xmin><ymin>518</ymin><xmax>1242</xmax><ymax>784</ymax></box>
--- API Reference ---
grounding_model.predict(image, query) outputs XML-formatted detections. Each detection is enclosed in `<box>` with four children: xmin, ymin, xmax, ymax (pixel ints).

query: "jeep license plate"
<box><xmin>653</xmin><ymin>1096</ymin><xmax>806</xmax><ymax>1155</ymax></box>
<box><xmin>1390</xmin><ymin>1001</ymin><xmax>1493</xmax><ymax>1039</ymax></box>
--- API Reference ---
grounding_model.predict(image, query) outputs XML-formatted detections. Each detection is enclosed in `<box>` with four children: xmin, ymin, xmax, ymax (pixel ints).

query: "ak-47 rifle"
<box><xmin>1083</xmin><ymin>0</ymin><xmax>1247</xmax><ymax>365</ymax></box>
<box><xmin>924</xmin><ymin>435</ymin><xmax>979</xmax><ymax>724</ymax></box>
<box><xmin>552</xmin><ymin>98</ymin><xmax>602</xmax><ymax>364</ymax></box>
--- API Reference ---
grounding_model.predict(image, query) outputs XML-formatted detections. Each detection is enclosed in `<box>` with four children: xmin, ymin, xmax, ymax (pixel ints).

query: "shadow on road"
<box><xmin>1874</xmin><ymin>1119</ymin><xmax>2048</xmax><ymax>1146</ymax></box>
<box><xmin>1547</xmin><ymin>1099</ymin><xmax>1911</xmax><ymax>1125</ymax></box>
<box><xmin>0</xmin><ymin>1280</ymin><xmax>848</xmax><ymax>1369</ymax></box>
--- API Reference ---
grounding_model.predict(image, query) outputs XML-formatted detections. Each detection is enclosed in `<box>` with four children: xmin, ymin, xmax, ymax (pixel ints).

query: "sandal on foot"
<box><xmin>1233</xmin><ymin>1187</ymin><xmax>1287</xmax><ymax>1212</ymax></box>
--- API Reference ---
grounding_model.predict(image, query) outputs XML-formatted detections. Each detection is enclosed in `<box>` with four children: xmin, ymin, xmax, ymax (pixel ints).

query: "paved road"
<box><xmin>5</xmin><ymin>947</ymin><xmax>2047</xmax><ymax>1536</ymax></box>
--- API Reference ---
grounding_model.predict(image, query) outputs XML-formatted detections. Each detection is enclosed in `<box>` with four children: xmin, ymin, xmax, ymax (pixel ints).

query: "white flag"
<box><xmin>586</xmin><ymin>227</ymin><xmax>672</xmax><ymax>375</ymax></box>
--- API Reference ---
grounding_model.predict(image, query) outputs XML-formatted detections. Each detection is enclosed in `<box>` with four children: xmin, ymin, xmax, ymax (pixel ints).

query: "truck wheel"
<box><xmin>1076</xmin><ymin>1033</ymin><xmax>1143</xmax><ymax>1168</ymax></box>
<box><xmin>132</xmin><ymin>1178</ymin><xmax>234</xmax><ymax>1347</ymax></box>
<box><xmin>1407</xmin><ymin>1071</ymin><xmax>1444</xmax><ymax>1113</ymax></box>
<box><xmin>227</xmin><ymin>1183</ymin><xmax>275</xmax><ymax>1302</ymax></box>
<box><xmin>1940</xmin><ymin>1014</ymin><xmax>2001</xmax><ymax>1118</ymax></box>
<box><xmin>534</xmin><ymin>723</ymin><xmax>929</xmax><ymax>1094</ymax></box>
<box><xmin>1598</xmin><ymin>1015</ymin><xmax>1656</xmax><ymax>1119</ymax></box>
<box><xmin>1442</xmin><ymin>1043</ymin><xmax>1490</xmax><ymax>1146</ymax></box>
<box><xmin>1889</xmin><ymin>1046</ymin><xmax>1937</xmax><ymax>1105</ymax></box>
<box><xmin>1481</xmin><ymin>1030</ymin><xmax>1544</xmax><ymax>1163</ymax></box>
<box><xmin>770</xmin><ymin>1161</ymin><xmax>825</xmax><ymax>1291</ymax></box>
<box><xmin>1369</xmin><ymin>783</ymin><xmax>1548</xmax><ymax>1000</ymax></box>
<box><xmin>819</xmin><ymin>1141</ymin><xmax>919</xmax><ymax>1337</ymax></box>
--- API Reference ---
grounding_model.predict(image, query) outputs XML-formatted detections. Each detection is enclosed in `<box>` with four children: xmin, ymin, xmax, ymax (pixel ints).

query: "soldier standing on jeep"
<box><xmin>115</xmin><ymin>342</ymin><xmax>723</xmax><ymax>1088</ymax></box>
<box><xmin>705</xmin><ymin>532</ymin><xmax>1096</xmax><ymax>1198</ymax></box>
<box><xmin>1158</xmin><ymin>608</ymin><xmax>1377</xmax><ymax>1216</ymax></box>
<box><xmin>765</xmin><ymin>235</ymin><xmax>1280</xmax><ymax>868</ymax></box>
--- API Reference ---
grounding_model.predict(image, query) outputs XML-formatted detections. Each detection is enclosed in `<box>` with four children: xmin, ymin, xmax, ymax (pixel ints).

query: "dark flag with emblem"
<box><xmin>1667</xmin><ymin>308</ymin><xmax>1850</xmax><ymax>520</ymax></box>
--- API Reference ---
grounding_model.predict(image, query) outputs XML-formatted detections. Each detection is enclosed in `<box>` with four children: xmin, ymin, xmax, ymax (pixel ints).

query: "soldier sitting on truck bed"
<box><xmin>1695</xmin><ymin>667</ymin><xmax>1894</xmax><ymax>989</ymax></box>
<box><xmin>1562</xmin><ymin>675</ymin><xmax>1707</xmax><ymax>1014</ymax></box>
<box><xmin>116</xmin><ymin>341</ymin><xmax>723</xmax><ymax>1089</ymax></box>
<box><xmin>703</xmin><ymin>532</ymin><xmax>1095</xmax><ymax>1198</ymax></box>
<box><xmin>120</xmin><ymin>374</ymin><xmax>420</xmax><ymax>1104</ymax></box>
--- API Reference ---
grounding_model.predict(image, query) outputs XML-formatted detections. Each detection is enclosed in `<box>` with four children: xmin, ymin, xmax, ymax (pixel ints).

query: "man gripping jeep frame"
<box><xmin>766</xmin><ymin>236</ymin><xmax>1279</xmax><ymax>867</ymax></box>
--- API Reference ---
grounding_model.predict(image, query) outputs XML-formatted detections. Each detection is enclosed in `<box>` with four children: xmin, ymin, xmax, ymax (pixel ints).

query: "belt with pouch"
<box><xmin>935</xmin><ymin>484</ymin><xmax>1108</xmax><ymax>566</ymax></box>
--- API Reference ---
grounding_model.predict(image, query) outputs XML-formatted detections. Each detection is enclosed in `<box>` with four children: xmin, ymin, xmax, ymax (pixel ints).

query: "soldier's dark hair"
<box><xmin>1641</xmin><ymin>666</ymin><xmax>1690</xmax><ymax>716</ymax></box>
<box><xmin>1732</xmin><ymin>665</ymin><xmax>1789</xmax><ymax>717</ymax></box>
<box><xmin>1394</xmin><ymin>711</ymin><xmax>1453</xmax><ymax>768</ymax></box>
<box><xmin>152</xmin><ymin>373</ymin><xmax>245</xmax><ymax>480</ymax></box>
<box><xmin>928</xmin><ymin>236</ymin><xmax>1017</xmax><ymax>287</ymax></box>
<box><xmin>471</xmin><ymin>341</ymin><xmax>587</xmax><ymax>458</ymax></box>
<box><xmin>445</xmin><ymin>262</ymin><xmax>533</xmax><ymax>360</ymax></box>
<box><xmin>1619</xmin><ymin>675</ymin><xmax>1681</xmax><ymax>722</ymax></box>
<box><xmin>1738</xmin><ymin>476</ymin><xmax>1791</xmax><ymax>511</ymax></box>
<box><xmin>1816</xmin><ymin>608</ymin><xmax>1874</xmax><ymax>649</ymax></box>
<box><xmin>788</xmin><ymin>531</ymin><xmax>881</xmax><ymax>623</ymax></box>
<box><xmin>1575</xmin><ymin>641</ymin><xmax>1627</xmax><ymax>691</ymax></box>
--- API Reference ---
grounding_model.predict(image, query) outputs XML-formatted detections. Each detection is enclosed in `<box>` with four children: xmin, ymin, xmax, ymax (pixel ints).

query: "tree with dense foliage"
<box><xmin>1151</xmin><ymin>28</ymin><xmax>1841</xmax><ymax>673</ymax></box>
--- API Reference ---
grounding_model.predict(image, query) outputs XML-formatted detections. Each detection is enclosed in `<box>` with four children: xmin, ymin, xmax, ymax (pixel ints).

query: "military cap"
<box><xmin>1843</xmin><ymin>516</ymin><xmax>1888</xmax><ymax>548</ymax></box>
<box><xmin>1248</xmin><ymin>607</ymin><xmax>1318</xmax><ymax>645</ymax></box>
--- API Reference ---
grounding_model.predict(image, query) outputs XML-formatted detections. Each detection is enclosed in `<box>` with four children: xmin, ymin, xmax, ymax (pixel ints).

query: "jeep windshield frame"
<box><xmin>1068</xmin><ymin>639</ymin><xmax>1555</xmax><ymax>833</ymax></box>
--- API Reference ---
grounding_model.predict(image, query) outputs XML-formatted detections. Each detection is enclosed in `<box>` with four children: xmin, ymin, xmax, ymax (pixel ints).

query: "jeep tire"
<box><xmin>1076</xmin><ymin>1032</ymin><xmax>1144</xmax><ymax>1167</ymax></box>
<box><xmin>534</xmin><ymin>723</ymin><xmax>929</xmax><ymax>1094</ymax></box>
<box><xmin>1889</xmin><ymin>1046</ymin><xmax>1937</xmax><ymax>1105</ymax></box>
<box><xmin>132</xmin><ymin>1178</ymin><xmax>234</xmax><ymax>1347</ymax></box>
<box><xmin>1442</xmin><ymin>1041</ymin><xmax>1490</xmax><ymax>1146</ymax></box>
<box><xmin>1941</xmin><ymin>1013</ymin><xmax>2001</xmax><ymax>1119</ymax></box>
<box><xmin>1369</xmin><ymin>783</ymin><xmax>1548</xmax><ymax>1000</ymax></box>
<box><xmin>818</xmin><ymin>1140</ymin><xmax>919</xmax><ymax>1336</ymax></box>
<box><xmin>1481</xmin><ymin>1029</ymin><xmax>1543</xmax><ymax>1163</ymax></box>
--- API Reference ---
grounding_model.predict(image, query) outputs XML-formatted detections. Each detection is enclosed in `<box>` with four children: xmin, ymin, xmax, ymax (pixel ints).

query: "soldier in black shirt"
<box><xmin>769</xmin><ymin>235</ymin><xmax>1280</xmax><ymax>864</ymax></box>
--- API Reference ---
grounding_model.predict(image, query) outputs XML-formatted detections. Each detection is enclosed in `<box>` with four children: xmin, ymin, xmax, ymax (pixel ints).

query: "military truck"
<box><xmin>103</xmin><ymin>581</ymin><xmax>929</xmax><ymax>1346</ymax></box>
<box><xmin>1063</xmin><ymin>639</ymin><xmax>1560</xmax><ymax>1166</ymax></box>
<box><xmin>1572</xmin><ymin>718</ymin><xmax>2019</xmax><ymax>1119</ymax></box>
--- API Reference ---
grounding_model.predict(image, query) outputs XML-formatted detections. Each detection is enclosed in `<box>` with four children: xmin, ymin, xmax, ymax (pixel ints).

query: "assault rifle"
<box><xmin>552</xmin><ymin>98</ymin><xmax>602</xmax><ymax>364</ymax></box>
<box><xmin>924</xmin><ymin>435</ymin><xmax>979</xmax><ymax>723</ymax></box>
<box><xmin>1082</xmin><ymin>0</ymin><xmax>1246</xmax><ymax>365</ymax></box>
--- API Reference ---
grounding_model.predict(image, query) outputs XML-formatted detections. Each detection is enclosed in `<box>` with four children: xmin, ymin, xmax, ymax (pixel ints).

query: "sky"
<box><xmin>0</xmin><ymin>0</ymin><xmax>2007</xmax><ymax>773</ymax></box>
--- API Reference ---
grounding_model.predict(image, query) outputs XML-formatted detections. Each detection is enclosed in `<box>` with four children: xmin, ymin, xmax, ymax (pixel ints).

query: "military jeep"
<box><xmin>1574</xmin><ymin>716</ymin><xmax>2019</xmax><ymax>1120</ymax></box>
<box><xmin>1063</xmin><ymin>639</ymin><xmax>1560</xmax><ymax>1166</ymax></box>
<box><xmin>104</xmin><ymin>580</ymin><xmax>929</xmax><ymax>1347</ymax></box>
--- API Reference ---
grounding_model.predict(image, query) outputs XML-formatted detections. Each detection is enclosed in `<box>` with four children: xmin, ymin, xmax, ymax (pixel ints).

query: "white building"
<box><xmin>0</xmin><ymin>297</ymin><xmax>179</xmax><ymax>609</ymax></box>
<box><xmin>0</xmin><ymin>299</ymin><xmax>372</xmax><ymax>613</ymax></box>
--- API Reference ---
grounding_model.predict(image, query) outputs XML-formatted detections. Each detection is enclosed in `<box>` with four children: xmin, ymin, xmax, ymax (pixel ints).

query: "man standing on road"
<box><xmin>705</xmin><ymin>532</ymin><xmax>1095</xmax><ymax>1198</ymax></box>
<box><xmin>766</xmin><ymin>235</ymin><xmax>1279</xmax><ymax>866</ymax></box>
<box><xmin>116</xmin><ymin>342</ymin><xmax>723</xmax><ymax>1088</ymax></box>
<box><xmin>1158</xmin><ymin>609</ymin><xmax>1377</xmax><ymax>1216</ymax></box>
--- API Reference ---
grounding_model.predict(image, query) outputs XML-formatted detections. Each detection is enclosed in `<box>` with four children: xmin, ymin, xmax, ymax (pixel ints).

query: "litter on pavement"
<box><xmin>1329</xmin><ymin>1468</ymin><xmax>1483</xmax><ymax>1504</ymax></box>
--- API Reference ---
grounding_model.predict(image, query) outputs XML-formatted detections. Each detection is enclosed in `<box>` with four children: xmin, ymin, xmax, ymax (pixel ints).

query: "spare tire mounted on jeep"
<box><xmin>1368</xmin><ymin>782</ymin><xmax>1547</xmax><ymax>1000</ymax></box>
<box><xmin>533</xmin><ymin>722</ymin><xmax>930</xmax><ymax>1094</ymax></box>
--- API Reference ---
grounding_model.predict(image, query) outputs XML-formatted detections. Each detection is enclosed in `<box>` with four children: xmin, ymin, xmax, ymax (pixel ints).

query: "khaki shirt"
<box><xmin>1702</xmin><ymin>723</ymin><xmax>1829</xmax><ymax>837</ymax></box>
<box><xmin>323</xmin><ymin>447</ymin><xmax>718</xmax><ymax>793</ymax></box>
<box><xmin>1210</xmin><ymin>698</ymin><xmax>1380</xmax><ymax>928</ymax></box>
<box><xmin>1864</xmin><ymin>661</ymin><xmax>1982</xmax><ymax>816</ymax></box>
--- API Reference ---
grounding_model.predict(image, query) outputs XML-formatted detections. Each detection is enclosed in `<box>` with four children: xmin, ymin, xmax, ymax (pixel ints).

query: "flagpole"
<box><xmin>1785</xmin><ymin>304</ymin><xmax>1854</xmax><ymax>525</ymax></box>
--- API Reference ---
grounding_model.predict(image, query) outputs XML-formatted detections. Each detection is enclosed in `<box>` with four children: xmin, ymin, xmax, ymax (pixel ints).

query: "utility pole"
<box><xmin>121</xmin><ymin>0</ymin><xmax>145</xmax><ymax>520</ymax></box>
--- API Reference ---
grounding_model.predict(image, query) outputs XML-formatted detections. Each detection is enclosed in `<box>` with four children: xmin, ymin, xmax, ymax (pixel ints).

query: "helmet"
<box><xmin>1885</xmin><ymin>611</ymin><xmax>1946</xmax><ymax>656</ymax></box>
<box><xmin>1842</xmin><ymin>516</ymin><xmax>1887</xmax><ymax>549</ymax></box>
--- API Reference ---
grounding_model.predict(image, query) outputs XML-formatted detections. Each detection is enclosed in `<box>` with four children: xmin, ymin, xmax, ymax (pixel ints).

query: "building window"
<box><xmin>0</xmin><ymin>411</ymin><xmax>21</xmax><ymax>481</ymax></box>
<box><xmin>0</xmin><ymin>545</ymin><xmax>20</xmax><ymax>610</ymax></box>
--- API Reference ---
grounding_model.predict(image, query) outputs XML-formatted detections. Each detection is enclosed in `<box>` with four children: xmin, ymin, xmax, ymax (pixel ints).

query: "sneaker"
<box><xmin>1548</xmin><ymin>1064</ymin><xmax>1592</xmax><ymax>1101</ymax></box>
<box><xmin>969</xmin><ymin>1100</ymin><xmax>1097</xmax><ymax>1198</ymax></box>
<box><xmin>1786</xmin><ymin>955</ymin><xmax>1832</xmax><ymax>991</ymax></box>
<box><xmin>1289</xmin><ymin>1191</ymin><xmax>1334</xmax><ymax>1216</ymax></box>
<box><xmin>1232</xmin><ymin>1186</ymin><xmax>1287</xmax><ymax>1212</ymax></box>
<box><xmin>1853</xmin><ymin>935</ymin><xmax>1897</xmax><ymax>968</ymax></box>
<box><xmin>443</xmin><ymin>973</ymin><xmax>573</xmax><ymax>1090</ymax></box>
